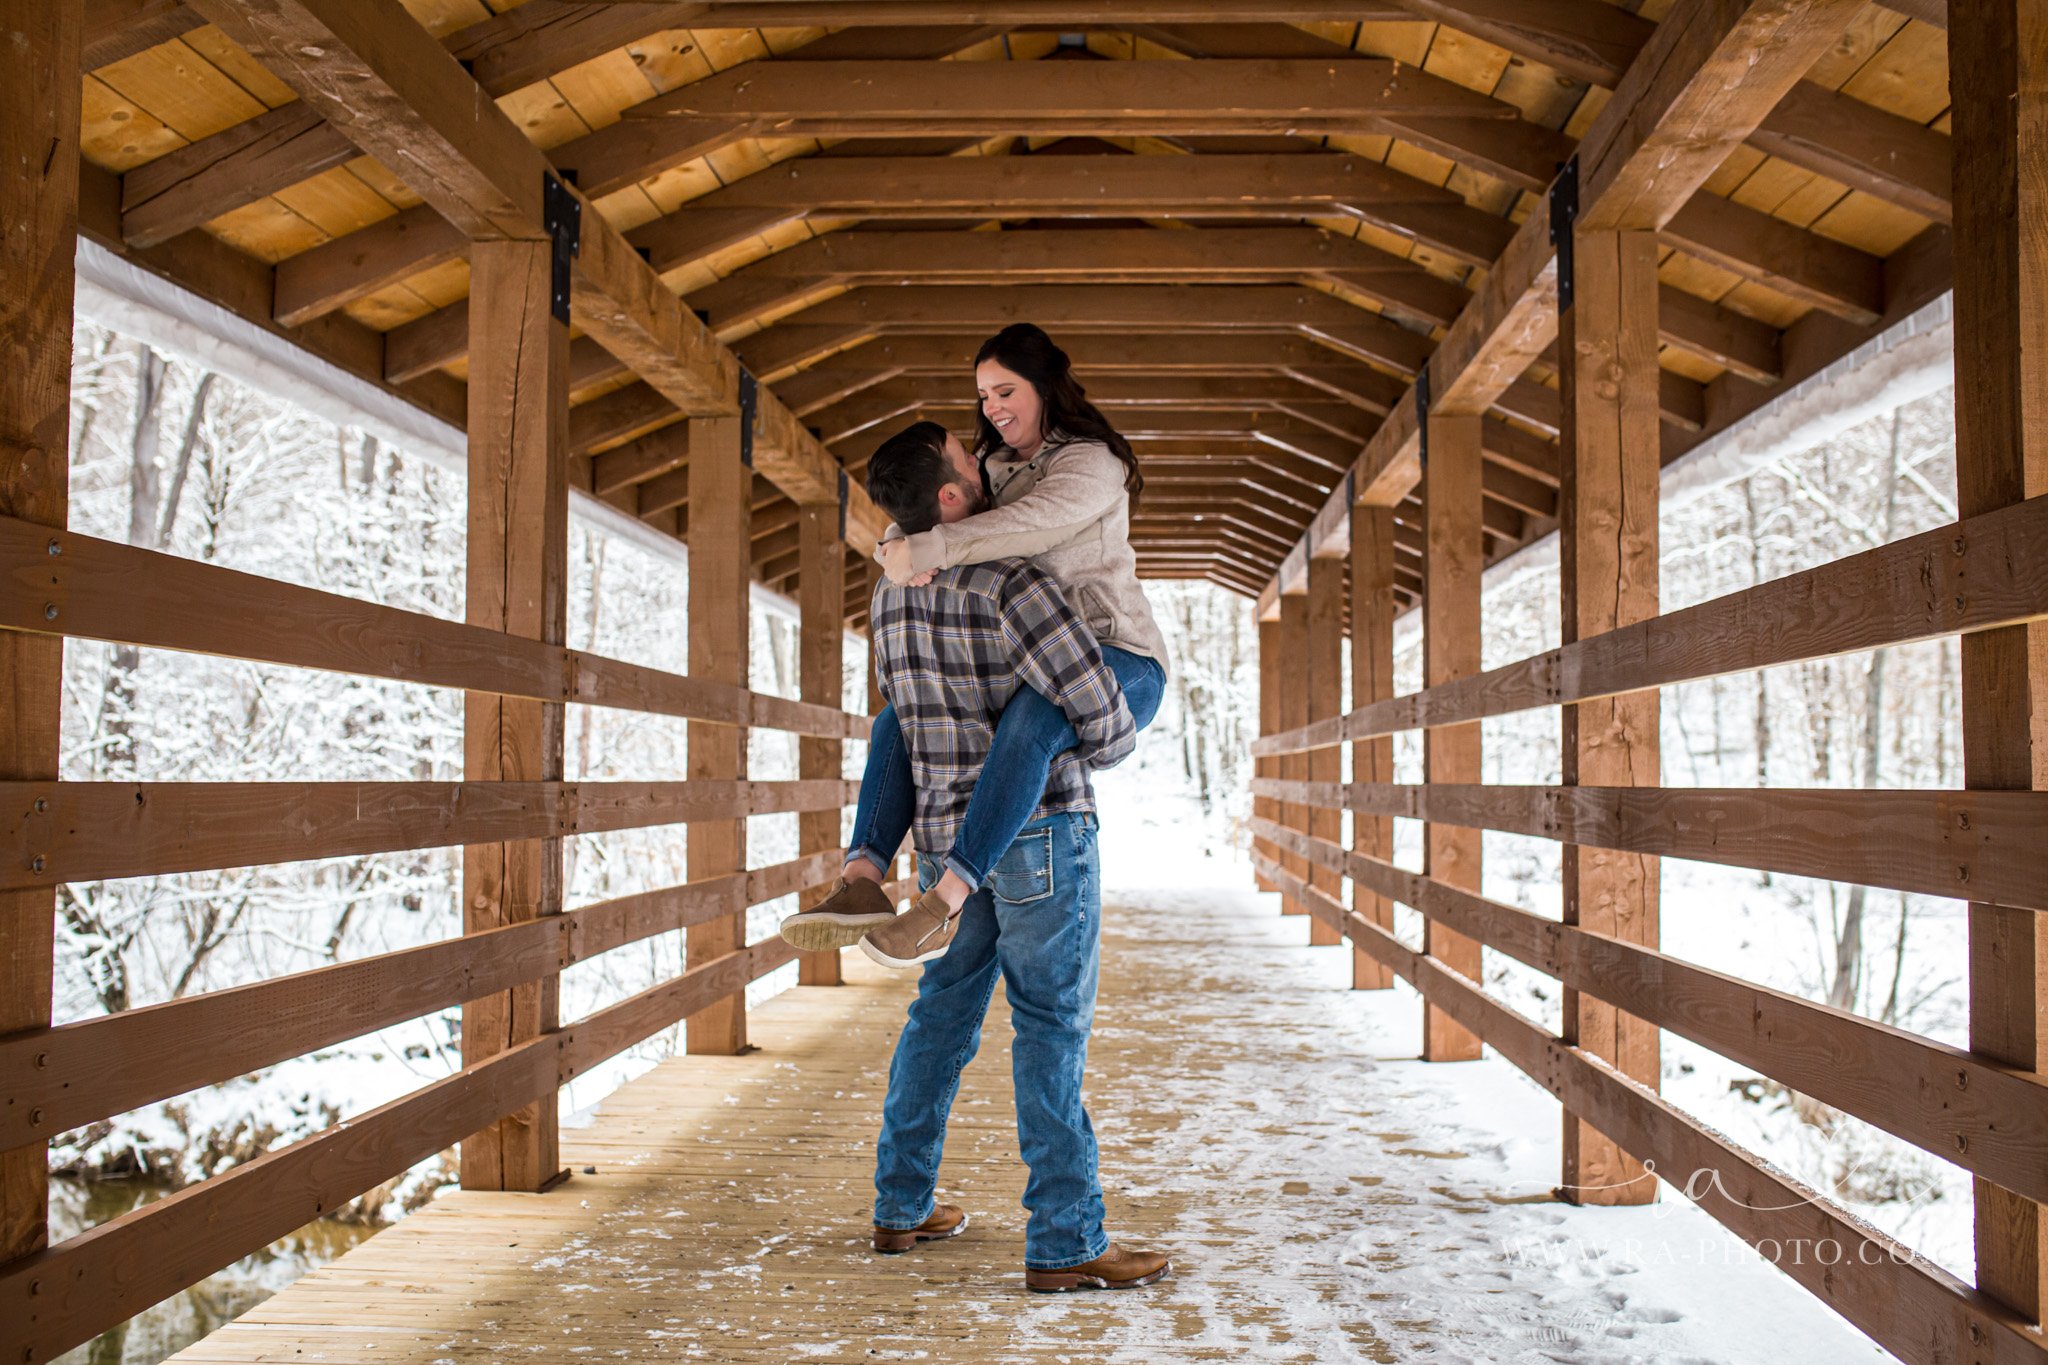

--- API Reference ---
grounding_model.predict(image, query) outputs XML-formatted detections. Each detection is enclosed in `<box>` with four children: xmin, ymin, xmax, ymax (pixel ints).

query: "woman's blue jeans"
<box><xmin>846</xmin><ymin>646</ymin><xmax>1164</xmax><ymax>888</ymax></box>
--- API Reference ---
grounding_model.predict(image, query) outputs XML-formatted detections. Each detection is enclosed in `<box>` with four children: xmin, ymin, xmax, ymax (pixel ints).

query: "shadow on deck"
<box><xmin>168</xmin><ymin>892</ymin><xmax>1873</xmax><ymax>1364</ymax></box>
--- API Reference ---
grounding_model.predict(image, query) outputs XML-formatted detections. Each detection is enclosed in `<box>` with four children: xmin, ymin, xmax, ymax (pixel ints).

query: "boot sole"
<box><xmin>872</xmin><ymin>1213</ymin><xmax>970</xmax><ymax>1254</ymax></box>
<box><xmin>1025</xmin><ymin>1261</ymin><xmax>1171</xmax><ymax>1293</ymax></box>
<box><xmin>858</xmin><ymin>934</ymin><xmax>952</xmax><ymax>971</ymax></box>
<box><xmin>778</xmin><ymin>911</ymin><xmax>896</xmax><ymax>952</ymax></box>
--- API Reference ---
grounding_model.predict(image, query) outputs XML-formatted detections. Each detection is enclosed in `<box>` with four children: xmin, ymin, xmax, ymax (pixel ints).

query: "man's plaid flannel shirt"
<box><xmin>871</xmin><ymin>559</ymin><xmax>1135</xmax><ymax>861</ymax></box>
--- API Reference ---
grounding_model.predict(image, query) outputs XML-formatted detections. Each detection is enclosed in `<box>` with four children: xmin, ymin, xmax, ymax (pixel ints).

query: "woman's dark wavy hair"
<box><xmin>973</xmin><ymin>323</ymin><xmax>1143</xmax><ymax>509</ymax></box>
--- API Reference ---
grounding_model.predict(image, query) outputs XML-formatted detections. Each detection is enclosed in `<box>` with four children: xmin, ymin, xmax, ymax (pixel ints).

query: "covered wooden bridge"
<box><xmin>1</xmin><ymin>0</ymin><xmax>2043</xmax><ymax>1360</ymax></box>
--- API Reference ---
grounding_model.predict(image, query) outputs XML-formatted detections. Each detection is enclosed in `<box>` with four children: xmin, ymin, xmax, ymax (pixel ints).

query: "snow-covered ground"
<box><xmin>1092</xmin><ymin>751</ymin><xmax>1893</xmax><ymax>1362</ymax></box>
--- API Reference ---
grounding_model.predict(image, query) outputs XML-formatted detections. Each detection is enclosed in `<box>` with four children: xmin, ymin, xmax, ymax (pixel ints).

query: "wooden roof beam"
<box><xmin>691</xmin><ymin>226</ymin><xmax>1472</xmax><ymax>333</ymax></box>
<box><xmin>1257</xmin><ymin>0</ymin><xmax>1875</xmax><ymax>608</ymax></box>
<box><xmin>1379</xmin><ymin>0</ymin><xmax>1951</xmax><ymax>223</ymax></box>
<box><xmin>1144</xmin><ymin>19</ymin><xmax>1936</xmax><ymax>314</ymax></box>
<box><xmin>708</xmin><ymin>255</ymin><xmax>1761</xmax><ymax>417</ymax></box>
<box><xmin>774</xmin><ymin>332</ymin><xmax>1412</xmax><ymax>414</ymax></box>
<box><xmin>689</xmin><ymin>226</ymin><xmax>1778</xmax><ymax>382</ymax></box>
<box><xmin>392</xmin><ymin>276</ymin><xmax>1443</xmax><ymax>388</ymax></box>
<box><xmin>550</xmin><ymin>58</ymin><xmax>1521</xmax><ymax>202</ymax></box>
<box><xmin>185</xmin><ymin>0</ymin><xmax>883</xmax><ymax>549</ymax></box>
<box><xmin>760</xmin><ymin>283</ymin><xmax>1436</xmax><ymax>367</ymax></box>
<box><xmin>269</xmin><ymin>26</ymin><xmax>1003</xmax><ymax>326</ymax></box>
<box><xmin>111</xmin><ymin>0</ymin><xmax>716</xmax><ymax>249</ymax></box>
<box><xmin>810</xmin><ymin>372</ymin><xmax>1381</xmax><ymax>427</ymax></box>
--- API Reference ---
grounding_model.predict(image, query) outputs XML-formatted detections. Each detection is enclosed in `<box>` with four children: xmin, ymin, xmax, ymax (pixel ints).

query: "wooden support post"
<box><xmin>1556</xmin><ymin>226</ymin><xmax>1663</xmax><ymax>1205</ymax></box>
<box><xmin>1305</xmin><ymin>555</ymin><xmax>1344</xmax><ymax>946</ymax></box>
<box><xmin>797</xmin><ymin>504</ymin><xmax>845</xmax><ymax>987</ymax></box>
<box><xmin>1951</xmin><ymin>0</ymin><xmax>2048</xmax><ymax>1321</ymax></box>
<box><xmin>1277</xmin><ymin>591</ymin><xmax>1311</xmax><ymax>918</ymax></box>
<box><xmin>460</xmin><ymin>238</ymin><xmax>569</xmax><ymax>1193</ymax></box>
<box><xmin>1</xmin><ymin>0</ymin><xmax>78</xmax><ymax>1267</ymax></box>
<box><xmin>1254</xmin><ymin>616</ymin><xmax>1280</xmax><ymax>894</ymax></box>
<box><xmin>687</xmin><ymin>415</ymin><xmax>751</xmax><ymax>1055</ymax></box>
<box><xmin>1351</xmin><ymin>506</ymin><xmax>1396</xmax><ymax>990</ymax></box>
<box><xmin>1422</xmin><ymin>412</ymin><xmax>1483</xmax><ymax>1062</ymax></box>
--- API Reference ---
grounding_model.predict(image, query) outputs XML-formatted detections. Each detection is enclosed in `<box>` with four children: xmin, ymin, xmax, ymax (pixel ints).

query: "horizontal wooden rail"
<box><xmin>1</xmin><ymin>779</ymin><xmax>862</xmax><ymax>891</ymax></box>
<box><xmin>1251</xmin><ymin>817</ymin><xmax>2048</xmax><ymax>1208</ymax></box>
<box><xmin>0</xmin><ymin>928</ymin><xmax>803</xmax><ymax>1364</ymax></box>
<box><xmin>1254</xmin><ymin>493</ymin><xmax>2048</xmax><ymax>755</ymax></box>
<box><xmin>0</xmin><ymin>516</ymin><xmax>869</xmax><ymax>740</ymax></box>
<box><xmin>0</xmin><ymin>850</ymin><xmax>865</xmax><ymax>1148</ymax></box>
<box><xmin>1253</xmin><ymin>778</ymin><xmax>2048</xmax><ymax>912</ymax></box>
<box><xmin>1248</xmin><ymin>852</ymin><xmax>2048</xmax><ymax>1365</ymax></box>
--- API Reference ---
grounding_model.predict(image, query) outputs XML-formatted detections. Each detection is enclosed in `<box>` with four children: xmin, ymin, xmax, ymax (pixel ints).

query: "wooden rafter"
<box><xmin>1257</xmin><ymin>0</ymin><xmax>1885</xmax><ymax>612</ymax></box>
<box><xmin>181</xmin><ymin>0</ymin><xmax>882</xmax><ymax>548</ymax></box>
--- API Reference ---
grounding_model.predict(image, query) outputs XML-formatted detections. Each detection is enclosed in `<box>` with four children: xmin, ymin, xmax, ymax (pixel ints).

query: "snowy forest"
<box><xmin>50</xmin><ymin>318</ymin><xmax>1972</xmax><ymax>1360</ymax></box>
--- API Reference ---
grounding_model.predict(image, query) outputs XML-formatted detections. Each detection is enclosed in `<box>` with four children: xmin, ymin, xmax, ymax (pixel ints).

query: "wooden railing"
<box><xmin>0</xmin><ymin>519</ymin><xmax>901</xmax><ymax>1362</ymax></box>
<box><xmin>1247</xmin><ymin>492</ymin><xmax>2048</xmax><ymax>1365</ymax></box>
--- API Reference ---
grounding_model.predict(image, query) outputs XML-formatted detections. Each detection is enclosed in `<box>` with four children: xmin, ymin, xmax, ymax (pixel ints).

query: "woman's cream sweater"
<box><xmin>888</xmin><ymin>435</ymin><xmax>1171</xmax><ymax>677</ymax></box>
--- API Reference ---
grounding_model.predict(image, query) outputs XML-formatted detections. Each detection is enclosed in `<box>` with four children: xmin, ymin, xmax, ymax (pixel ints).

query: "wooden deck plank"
<box><xmin>162</xmin><ymin>896</ymin><xmax>1756</xmax><ymax>1363</ymax></box>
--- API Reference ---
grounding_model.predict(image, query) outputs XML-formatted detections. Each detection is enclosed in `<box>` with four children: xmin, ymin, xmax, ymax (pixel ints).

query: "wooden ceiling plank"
<box><xmin>1382</xmin><ymin>0</ymin><xmax>1951</xmax><ymax>223</ymax></box>
<box><xmin>187</xmin><ymin>0</ymin><xmax>880</xmax><ymax>548</ymax></box>
<box><xmin>1260</xmin><ymin>0</ymin><xmax>1879</xmax><ymax>604</ymax></box>
<box><xmin>182</xmin><ymin>0</ymin><xmax>550</xmax><ymax>240</ymax></box>
<box><xmin>111</xmin><ymin>0</ymin><xmax>706</xmax><ymax>247</ymax></box>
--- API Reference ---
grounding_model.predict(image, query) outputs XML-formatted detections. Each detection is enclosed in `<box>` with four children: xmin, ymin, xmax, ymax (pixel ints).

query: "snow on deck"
<box><xmin>170</xmin><ymin>886</ymin><xmax>1889</xmax><ymax>1364</ymax></box>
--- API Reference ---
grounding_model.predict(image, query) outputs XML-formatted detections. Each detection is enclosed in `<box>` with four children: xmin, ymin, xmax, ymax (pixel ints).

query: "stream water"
<box><xmin>50</xmin><ymin>1177</ymin><xmax>375</xmax><ymax>1365</ymax></box>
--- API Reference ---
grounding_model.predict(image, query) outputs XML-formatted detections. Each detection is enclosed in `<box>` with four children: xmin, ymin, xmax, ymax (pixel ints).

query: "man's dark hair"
<box><xmin>867</xmin><ymin>421</ymin><xmax>966</xmax><ymax>534</ymax></box>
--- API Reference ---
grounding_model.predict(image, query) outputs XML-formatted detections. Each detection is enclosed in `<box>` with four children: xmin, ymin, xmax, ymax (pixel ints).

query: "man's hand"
<box><xmin>877</xmin><ymin>537</ymin><xmax>919</xmax><ymax>585</ymax></box>
<box><xmin>905</xmin><ymin>569</ymin><xmax>938</xmax><ymax>588</ymax></box>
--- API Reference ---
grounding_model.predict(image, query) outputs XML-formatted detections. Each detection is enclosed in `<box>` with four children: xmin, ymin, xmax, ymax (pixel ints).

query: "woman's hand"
<box><xmin>877</xmin><ymin>537</ymin><xmax>919</xmax><ymax>585</ymax></box>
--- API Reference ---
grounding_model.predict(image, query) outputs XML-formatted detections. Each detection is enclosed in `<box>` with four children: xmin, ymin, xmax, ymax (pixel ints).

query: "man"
<box><xmin>849</xmin><ymin>422</ymin><xmax>1173</xmax><ymax>1292</ymax></box>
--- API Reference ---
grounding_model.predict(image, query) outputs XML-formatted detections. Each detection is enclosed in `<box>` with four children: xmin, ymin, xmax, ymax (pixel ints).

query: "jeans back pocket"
<box><xmin>989</xmin><ymin>827</ymin><xmax>1056</xmax><ymax>904</ymax></box>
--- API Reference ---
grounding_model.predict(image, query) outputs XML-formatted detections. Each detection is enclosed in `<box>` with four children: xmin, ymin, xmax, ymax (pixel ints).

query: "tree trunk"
<box><xmin>1743</xmin><ymin>479</ymin><xmax>1772</xmax><ymax>885</ymax></box>
<box><xmin>100</xmin><ymin>345</ymin><xmax>168</xmax><ymax>773</ymax></box>
<box><xmin>157</xmin><ymin>371</ymin><xmax>214</xmax><ymax>548</ymax></box>
<box><xmin>1824</xmin><ymin>410</ymin><xmax>1905</xmax><ymax>1015</ymax></box>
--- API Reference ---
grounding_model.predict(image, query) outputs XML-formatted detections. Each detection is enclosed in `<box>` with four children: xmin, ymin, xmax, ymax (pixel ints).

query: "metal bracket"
<box><xmin>542</xmin><ymin>173</ymin><xmax>581</xmax><ymax>324</ymax></box>
<box><xmin>1414</xmin><ymin>366</ymin><xmax>1431</xmax><ymax>470</ymax></box>
<box><xmin>837</xmin><ymin>469</ymin><xmax>849</xmax><ymax>540</ymax></box>
<box><xmin>737</xmin><ymin>369</ymin><xmax>758</xmax><ymax>469</ymax></box>
<box><xmin>1548</xmin><ymin>156</ymin><xmax>1579</xmax><ymax>314</ymax></box>
<box><xmin>1344</xmin><ymin>469</ymin><xmax>1357</xmax><ymax>509</ymax></box>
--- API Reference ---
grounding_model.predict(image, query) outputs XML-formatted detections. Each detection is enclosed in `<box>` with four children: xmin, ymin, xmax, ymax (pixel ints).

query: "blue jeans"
<box><xmin>873</xmin><ymin>812</ymin><xmax>1107</xmax><ymax>1269</ymax></box>
<box><xmin>848</xmin><ymin>646</ymin><xmax>1164</xmax><ymax>887</ymax></box>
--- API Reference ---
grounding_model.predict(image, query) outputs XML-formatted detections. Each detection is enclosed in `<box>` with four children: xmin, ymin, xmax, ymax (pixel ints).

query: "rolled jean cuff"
<box><xmin>1025</xmin><ymin>1232</ymin><xmax>1111</xmax><ymax>1272</ymax></box>
<box><xmin>845</xmin><ymin>846</ymin><xmax>892</xmax><ymax>877</ymax></box>
<box><xmin>941</xmin><ymin>850</ymin><xmax>986</xmax><ymax>891</ymax></box>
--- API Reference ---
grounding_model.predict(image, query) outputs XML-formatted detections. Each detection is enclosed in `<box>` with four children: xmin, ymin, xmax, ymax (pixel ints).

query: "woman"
<box><xmin>782</xmin><ymin>323</ymin><xmax>1169</xmax><ymax>967</ymax></box>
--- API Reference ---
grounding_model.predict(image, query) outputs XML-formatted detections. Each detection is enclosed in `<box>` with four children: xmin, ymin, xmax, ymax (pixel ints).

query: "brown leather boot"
<box><xmin>1024</xmin><ymin>1243</ymin><xmax>1173</xmax><ymax>1293</ymax></box>
<box><xmin>858</xmin><ymin>886</ymin><xmax>959</xmax><ymax>969</ymax></box>
<box><xmin>872</xmin><ymin>1203</ymin><xmax>969</xmax><ymax>1254</ymax></box>
<box><xmin>778</xmin><ymin>875</ymin><xmax>897</xmax><ymax>951</ymax></box>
